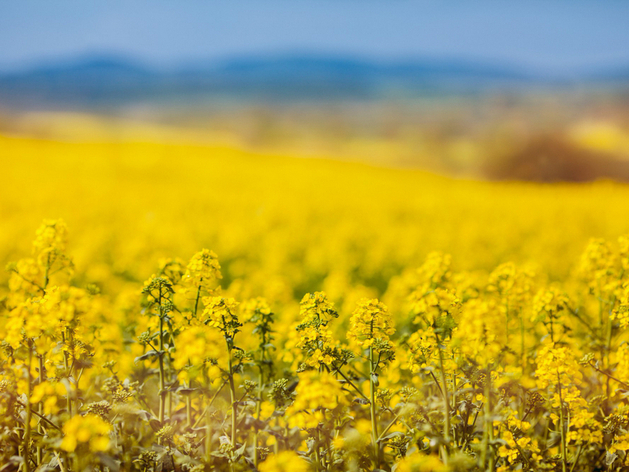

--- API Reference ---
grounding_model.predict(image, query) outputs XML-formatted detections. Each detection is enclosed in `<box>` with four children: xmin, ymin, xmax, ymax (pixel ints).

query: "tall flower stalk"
<box><xmin>202</xmin><ymin>297</ymin><xmax>242</xmax><ymax>454</ymax></box>
<box><xmin>347</xmin><ymin>298</ymin><xmax>395</xmax><ymax>468</ymax></box>
<box><xmin>141</xmin><ymin>276</ymin><xmax>175</xmax><ymax>424</ymax></box>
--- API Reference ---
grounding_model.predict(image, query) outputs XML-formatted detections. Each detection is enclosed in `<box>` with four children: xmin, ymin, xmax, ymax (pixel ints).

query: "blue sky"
<box><xmin>1</xmin><ymin>1</ymin><xmax>628</xmax><ymax>73</ymax></box>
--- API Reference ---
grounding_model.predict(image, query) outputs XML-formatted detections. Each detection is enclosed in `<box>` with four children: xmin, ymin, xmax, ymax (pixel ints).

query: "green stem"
<box><xmin>186</xmin><ymin>385</ymin><xmax>193</xmax><ymax>428</ymax></box>
<box><xmin>377</xmin><ymin>412</ymin><xmax>401</xmax><ymax>442</ymax></box>
<box><xmin>567</xmin><ymin>306</ymin><xmax>599</xmax><ymax>338</ymax></box>
<box><xmin>43</xmin><ymin>252</ymin><xmax>51</xmax><ymax>290</ymax></box>
<box><xmin>322</xmin><ymin>409</ymin><xmax>332</xmax><ymax>470</ymax></box>
<box><xmin>569</xmin><ymin>444</ymin><xmax>583</xmax><ymax>472</ymax></box>
<box><xmin>505</xmin><ymin>302</ymin><xmax>510</xmax><ymax>345</ymax></box>
<box><xmin>205</xmin><ymin>400</ymin><xmax>212</xmax><ymax>468</ymax></box>
<box><xmin>186</xmin><ymin>285</ymin><xmax>203</xmax><ymax>429</ymax></box>
<box><xmin>436</xmin><ymin>334</ymin><xmax>451</xmax><ymax>458</ymax></box>
<box><xmin>481</xmin><ymin>367</ymin><xmax>494</xmax><ymax>472</ymax></box>
<box><xmin>227</xmin><ymin>343</ymin><xmax>238</xmax><ymax>453</ymax></box>
<box><xmin>588</xmin><ymin>360</ymin><xmax>629</xmax><ymax>389</ymax></box>
<box><xmin>254</xmin><ymin>355</ymin><xmax>264</xmax><ymax>469</ymax></box>
<box><xmin>62</xmin><ymin>332</ymin><xmax>72</xmax><ymax>417</ymax></box>
<box><xmin>333</xmin><ymin>366</ymin><xmax>369</xmax><ymax>401</ymax></box>
<box><xmin>23</xmin><ymin>344</ymin><xmax>33</xmax><ymax>472</ymax></box>
<box><xmin>557</xmin><ymin>371</ymin><xmax>568</xmax><ymax>472</ymax></box>
<box><xmin>53</xmin><ymin>452</ymin><xmax>66</xmax><ymax>472</ymax></box>
<box><xmin>598</xmin><ymin>296</ymin><xmax>605</xmax><ymax>365</ymax></box>
<box><xmin>193</xmin><ymin>380</ymin><xmax>226</xmax><ymax>429</ymax></box>
<box><xmin>605</xmin><ymin>301</ymin><xmax>614</xmax><ymax>371</ymax></box>
<box><xmin>369</xmin><ymin>346</ymin><xmax>380</xmax><ymax>468</ymax></box>
<box><xmin>194</xmin><ymin>285</ymin><xmax>202</xmax><ymax>317</ymax></box>
<box><xmin>158</xmin><ymin>309</ymin><xmax>166</xmax><ymax>424</ymax></box>
<box><xmin>36</xmin><ymin>355</ymin><xmax>44</xmax><ymax>466</ymax></box>
<box><xmin>520</xmin><ymin>315</ymin><xmax>526</xmax><ymax>372</ymax></box>
<box><xmin>15</xmin><ymin>400</ymin><xmax>60</xmax><ymax>431</ymax></box>
<box><xmin>203</xmin><ymin>370</ymin><xmax>218</xmax><ymax>468</ymax></box>
<box><xmin>314</xmin><ymin>428</ymin><xmax>321</xmax><ymax>472</ymax></box>
<box><xmin>549</xmin><ymin>317</ymin><xmax>555</xmax><ymax>344</ymax></box>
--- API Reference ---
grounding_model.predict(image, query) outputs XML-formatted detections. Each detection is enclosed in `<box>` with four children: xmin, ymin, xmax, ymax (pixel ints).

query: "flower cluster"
<box><xmin>347</xmin><ymin>298</ymin><xmax>395</xmax><ymax>349</ymax></box>
<box><xmin>4</xmin><ymin>218</ymin><xmax>629</xmax><ymax>471</ymax></box>
<box><xmin>285</xmin><ymin>371</ymin><xmax>347</xmax><ymax>429</ymax></box>
<box><xmin>203</xmin><ymin>296</ymin><xmax>241</xmax><ymax>338</ymax></box>
<box><xmin>60</xmin><ymin>414</ymin><xmax>112</xmax><ymax>453</ymax></box>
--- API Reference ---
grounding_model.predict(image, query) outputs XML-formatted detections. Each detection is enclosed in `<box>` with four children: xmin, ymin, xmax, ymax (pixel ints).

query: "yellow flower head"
<box><xmin>60</xmin><ymin>414</ymin><xmax>112</xmax><ymax>453</ymax></box>
<box><xmin>532</xmin><ymin>285</ymin><xmax>569</xmax><ymax>324</ymax></box>
<box><xmin>33</xmin><ymin>219</ymin><xmax>68</xmax><ymax>255</ymax></box>
<box><xmin>30</xmin><ymin>381</ymin><xmax>67</xmax><ymax>415</ymax></box>
<box><xmin>536</xmin><ymin>342</ymin><xmax>583</xmax><ymax>391</ymax></box>
<box><xmin>347</xmin><ymin>298</ymin><xmax>395</xmax><ymax>349</ymax></box>
<box><xmin>613</xmin><ymin>283</ymin><xmax>629</xmax><ymax>328</ymax></box>
<box><xmin>173</xmin><ymin>325</ymin><xmax>227</xmax><ymax>374</ymax></box>
<box><xmin>416</xmin><ymin>251</ymin><xmax>452</xmax><ymax>291</ymax></box>
<box><xmin>259</xmin><ymin>451</ymin><xmax>309</xmax><ymax>472</ymax></box>
<box><xmin>487</xmin><ymin>262</ymin><xmax>535</xmax><ymax>310</ymax></box>
<box><xmin>286</xmin><ymin>371</ymin><xmax>347</xmax><ymax>429</ymax></box>
<box><xmin>157</xmin><ymin>257</ymin><xmax>186</xmax><ymax>285</ymax></box>
<box><xmin>202</xmin><ymin>296</ymin><xmax>241</xmax><ymax>337</ymax></box>
<box><xmin>578</xmin><ymin>238</ymin><xmax>619</xmax><ymax>296</ymax></box>
<box><xmin>394</xmin><ymin>452</ymin><xmax>448</xmax><ymax>472</ymax></box>
<box><xmin>241</xmin><ymin>296</ymin><xmax>272</xmax><ymax>324</ymax></box>
<box><xmin>182</xmin><ymin>249</ymin><xmax>222</xmax><ymax>292</ymax></box>
<box><xmin>299</xmin><ymin>292</ymin><xmax>338</xmax><ymax>326</ymax></box>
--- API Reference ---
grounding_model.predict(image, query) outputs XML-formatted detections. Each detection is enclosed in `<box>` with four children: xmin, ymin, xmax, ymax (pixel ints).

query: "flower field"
<box><xmin>3</xmin><ymin>133</ymin><xmax>629</xmax><ymax>471</ymax></box>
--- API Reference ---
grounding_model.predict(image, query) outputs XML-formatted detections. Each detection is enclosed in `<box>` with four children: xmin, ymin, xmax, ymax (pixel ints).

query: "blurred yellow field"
<box><xmin>3</xmin><ymin>132</ymin><xmax>629</xmax><ymax>289</ymax></box>
<box><xmin>3</xmin><ymin>130</ymin><xmax>629</xmax><ymax>471</ymax></box>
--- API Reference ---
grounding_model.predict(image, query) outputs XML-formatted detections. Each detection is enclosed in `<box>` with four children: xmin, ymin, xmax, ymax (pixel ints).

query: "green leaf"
<box><xmin>134</xmin><ymin>350</ymin><xmax>160</xmax><ymax>363</ymax></box>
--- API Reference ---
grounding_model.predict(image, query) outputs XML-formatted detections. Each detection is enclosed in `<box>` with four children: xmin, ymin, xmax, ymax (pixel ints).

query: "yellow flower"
<box><xmin>173</xmin><ymin>325</ymin><xmax>227</xmax><ymax>376</ymax></box>
<box><xmin>347</xmin><ymin>298</ymin><xmax>395</xmax><ymax>349</ymax></box>
<box><xmin>406</xmin><ymin>329</ymin><xmax>436</xmax><ymax>373</ymax></box>
<box><xmin>299</xmin><ymin>292</ymin><xmax>338</xmax><ymax>325</ymax></box>
<box><xmin>536</xmin><ymin>342</ymin><xmax>583</xmax><ymax>391</ymax></box>
<box><xmin>3</xmin><ymin>298</ymin><xmax>56</xmax><ymax>349</ymax></box>
<box><xmin>7</xmin><ymin>258</ymin><xmax>41</xmax><ymax>297</ymax></box>
<box><xmin>295</xmin><ymin>292</ymin><xmax>341</xmax><ymax>369</ymax></box>
<box><xmin>157</xmin><ymin>257</ymin><xmax>186</xmax><ymax>284</ymax></box>
<box><xmin>395</xmin><ymin>452</ymin><xmax>448</xmax><ymax>472</ymax></box>
<box><xmin>452</xmin><ymin>298</ymin><xmax>505</xmax><ymax>365</ymax></box>
<box><xmin>416</xmin><ymin>252</ymin><xmax>453</xmax><ymax>291</ymax></box>
<box><xmin>610</xmin><ymin>432</ymin><xmax>629</xmax><ymax>454</ymax></box>
<box><xmin>260</xmin><ymin>401</ymin><xmax>275</xmax><ymax>420</ymax></box>
<box><xmin>259</xmin><ymin>451</ymin><xmax>309</xmax><ymax>472</ymax></box>
<box><xmin>142</xmin><ymin>275</ymin><xmax>175</xmax><ymax>305</ymax></box>
<box><xmin>182</xmin><ymin>249</ymin><xmax>222</xmax><ymax>294</ymax></box>
<box><xmin>532</xmin><ymin>285</ymin><xmax>569</xmax><ymax>324</ymax></box>
<box><xmin>60</xmin><ymin>414</ymin><xmax>112</xmax><ymax>452</ymax></box>
<box><xmin>202</xmin><ymin>296</ymin><xmax>241</xmax><ymax>337</ymax></box>
<box><xmin>240</xmin><ymin>296</ymin><xmax>272</xmax><ymax>324</ymax></box>
<box><xmin>578</xmin><ymin>238</ymin><xmax>620</xmax><ymax>298</ymax></box>
<box><xmin>30</xmin><ymin>381</ymin><xmax>67</xmax><ymax>415</ymax></box>
<box><xmin>411</xmin><ymin>288</ymin><xmax>460</xmax><ymax>325</ymax></box>
<box><xmin>286</xmin><ymin>371</ymin><xmax>347</xmax><ymax>429</ymax></box>
<box><xmin>615</xmin><ymin>343</ymin><xmax>629</xmax><ymax>385</ymax></box>
<box><xmin>487</xmin><ymin>262</ymin><xmax>535</xmax><ymax>311</ymax></box>
<box><xmin>33</xmin><ymin>219</ymin><xmax>68</xmax><ymax>255</ymax></box>
<box><xmin>613</xmin><ymin>284</ymin><xmax>629</xmax><ymax>328</ymax></box>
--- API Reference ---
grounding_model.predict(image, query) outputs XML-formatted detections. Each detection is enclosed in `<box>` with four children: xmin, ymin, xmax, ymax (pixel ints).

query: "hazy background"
<box><xmin>1</xmin><ymin>0</ymin><xmax>629</xmax><ymax>180</ymax></box>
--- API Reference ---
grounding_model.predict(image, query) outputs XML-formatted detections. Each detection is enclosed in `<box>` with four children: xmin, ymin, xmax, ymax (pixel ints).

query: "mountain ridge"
<box><xmin>0</xmin><ymin>52</ymin><xmax>625</xmax><ymax>108</ymax></box>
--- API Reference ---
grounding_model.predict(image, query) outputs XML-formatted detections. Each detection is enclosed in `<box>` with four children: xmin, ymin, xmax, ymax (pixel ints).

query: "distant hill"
<box><xmin>0</xmin><ymin>53</ymin><xmax>624</xmax><ymax>109</ymax></box>
<box><xmin>0</xmin><ymin>53</ymin><xmax>532</xmax><ymax>108</ymax></box>
<box><xmin>586</xmin><ymin>64</ymin><xmax>629</xmax><ymax>83</ymax></box>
